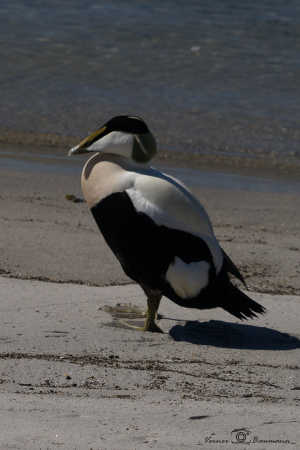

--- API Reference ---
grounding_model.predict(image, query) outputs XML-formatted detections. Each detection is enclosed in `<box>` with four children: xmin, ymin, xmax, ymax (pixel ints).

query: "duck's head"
<box><xmin>68</xmin><ymin>115</ymin><xmax>157</xmax><ymax>163</ymax></box>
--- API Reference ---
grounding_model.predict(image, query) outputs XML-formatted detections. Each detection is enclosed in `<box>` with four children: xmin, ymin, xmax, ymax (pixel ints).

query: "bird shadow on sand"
<box><xmin>169</xmin><ymin>320</ymin><xmax>300</xmax><ymax>350</ymax></box>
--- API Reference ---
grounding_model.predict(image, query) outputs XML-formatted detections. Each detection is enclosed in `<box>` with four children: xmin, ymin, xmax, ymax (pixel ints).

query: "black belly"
<box><xmin>91</xmin><ymin>191</ymin><xmax>219</xmax><ymax>307</ymax></box>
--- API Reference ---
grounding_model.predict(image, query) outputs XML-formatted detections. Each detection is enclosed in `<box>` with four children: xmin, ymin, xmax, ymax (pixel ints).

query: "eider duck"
<box><xmin>69</xmin><ymin>115</ymin><xmax>265</xmax><ymax>332</ymax></box>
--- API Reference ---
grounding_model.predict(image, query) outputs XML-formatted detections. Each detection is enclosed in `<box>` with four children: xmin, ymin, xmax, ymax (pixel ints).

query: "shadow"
<box><xmin>169</xmin><ymin>320</ymin><xmax>300</xmax><ymax>350</ymax></box>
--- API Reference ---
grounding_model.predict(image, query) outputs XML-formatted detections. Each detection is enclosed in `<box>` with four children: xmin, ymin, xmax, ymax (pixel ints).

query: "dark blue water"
<box><xmin>1</xmin><ymin>0</ymin><xmax>300</xmax><ymax>166</ymax></box>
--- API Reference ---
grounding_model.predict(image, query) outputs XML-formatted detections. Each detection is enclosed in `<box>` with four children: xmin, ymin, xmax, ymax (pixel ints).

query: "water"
<box><xmin>1</xmin><ymin>0</ymin><xmax>300</xmax><ymax>167</ymax></box>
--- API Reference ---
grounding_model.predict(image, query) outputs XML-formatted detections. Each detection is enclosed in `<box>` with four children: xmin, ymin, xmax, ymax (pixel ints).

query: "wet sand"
<box><xmin>0</xmin><ymin>149</ymin><xmax>299</xmax><ymax>448</ymax></box>
<box><xmin>1</xmin><ymin>148</ymin><xmax>299</xmax><ymax>294</ymax></box>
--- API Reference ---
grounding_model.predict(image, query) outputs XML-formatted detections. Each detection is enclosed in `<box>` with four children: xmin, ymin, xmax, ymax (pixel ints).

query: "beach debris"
<box><xmin>65</xmin><ymin>194</ymin><xmax>84</xmax><ymax>203</ymax></box>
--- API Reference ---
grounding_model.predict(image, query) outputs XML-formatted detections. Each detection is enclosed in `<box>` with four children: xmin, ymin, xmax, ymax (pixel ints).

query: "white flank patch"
<box><xmin>166</xmin><ymin>257</ymin><xmax>210</xmax><ymax>299</ymax></box>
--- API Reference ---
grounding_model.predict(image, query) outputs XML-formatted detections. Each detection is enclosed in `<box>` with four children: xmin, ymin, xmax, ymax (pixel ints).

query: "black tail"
<box><xmin>221</xmin><ymin>282</ymin><xmax>266</xmax><ymax>320</ymax></box>
<box><xmin>222</xmin><ymin>248</ymin><xmax>247</xmax><ymax>288</ymax></box>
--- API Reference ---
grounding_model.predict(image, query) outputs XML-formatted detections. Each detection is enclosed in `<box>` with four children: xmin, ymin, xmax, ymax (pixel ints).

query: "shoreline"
<box><xmin>1</xmin><ymin>131</ymin><xmax>300</xmax><ymax>180</ymax></box>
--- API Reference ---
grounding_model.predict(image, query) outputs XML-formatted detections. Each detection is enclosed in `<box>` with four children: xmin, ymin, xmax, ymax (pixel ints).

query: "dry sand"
<box><xmin>0</xmin><ymin>149</ymin><xmax>299</xmax><ymax>449</ymax></box>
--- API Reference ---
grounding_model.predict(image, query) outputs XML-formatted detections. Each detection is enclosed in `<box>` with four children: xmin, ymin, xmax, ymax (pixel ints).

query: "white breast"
<box><xmin>81</xmin><ymin>154</ymin><xmax>133</xmax><ymax>208</ymax></box>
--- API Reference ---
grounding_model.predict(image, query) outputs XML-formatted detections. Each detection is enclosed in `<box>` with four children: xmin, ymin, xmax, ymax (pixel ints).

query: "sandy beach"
<box><xmin>0</xmin><ymin>148</ymin><xmax>299</xmax><ymax>449</ymax></box>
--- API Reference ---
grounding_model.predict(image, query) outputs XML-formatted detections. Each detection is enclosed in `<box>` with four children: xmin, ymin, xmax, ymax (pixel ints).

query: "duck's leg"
<box><xmin>119</xmin><ymin>287</ymin><xmax>163</xmax><ymax>332</ymax></box>
<box><xmin>143</xmin><ymin>292</ymin><xmax>163</xmax><ymax>333</ymax></box>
